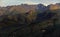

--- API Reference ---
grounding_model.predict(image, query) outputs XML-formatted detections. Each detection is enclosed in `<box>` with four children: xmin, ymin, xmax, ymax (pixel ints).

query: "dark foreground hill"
<box><xmin>0</xmin><ymin>3</ymin><xmax>60</xmax><ymax>37</ymax></box>
<box><xmin>0</xmin><ymin>10</ymin><xmax>59</xmax><ymax>37</ymax></box>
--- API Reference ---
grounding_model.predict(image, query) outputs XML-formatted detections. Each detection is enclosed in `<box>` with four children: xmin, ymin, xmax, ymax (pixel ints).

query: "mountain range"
<box><xmin>0</xmin><ymin>3</ymin><xmax>60</xmax><ymax>36</ymax></box>
<box><xmin>0</xmin><ymin>3</ymin><xmax>60</xmax><ymax>15</ymax></box>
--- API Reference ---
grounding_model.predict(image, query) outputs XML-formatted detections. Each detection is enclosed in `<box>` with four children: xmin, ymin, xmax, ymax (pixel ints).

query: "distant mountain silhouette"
<box><xmin>36</xmin><ymin>4</ymin><xmax>47</xmax><ymax>13</ymax></box>
<box><xmin>0</xmin><ymin>3</ymin><xmax>60</xmax><ymax>16</ymax></box>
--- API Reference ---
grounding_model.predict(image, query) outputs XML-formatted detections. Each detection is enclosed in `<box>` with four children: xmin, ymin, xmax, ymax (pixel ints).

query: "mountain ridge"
<box><xmin>0</xmin><ymin>3</ymin><xmax>60</xmax><ymax>15</ymax></box>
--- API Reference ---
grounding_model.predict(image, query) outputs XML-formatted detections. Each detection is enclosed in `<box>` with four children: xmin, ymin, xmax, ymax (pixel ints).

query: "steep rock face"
<box><xmin>36</xmin><ymin>4</ymin><xmax>47</xmax><ymax>13</ymax></box>
<box><xmin>48</xmin><ymin>3</ymin><xmax>60</xmax><ymax>10</ymax></box>
<box><xmin>8</xmin><ymin>4</ymin><xmax>37</xmax><ymax>13</ymax></box>
<box><xmin>0</xmin><ymin>4</ymin><xmax>37</xmax><ymax>16</ymax></box>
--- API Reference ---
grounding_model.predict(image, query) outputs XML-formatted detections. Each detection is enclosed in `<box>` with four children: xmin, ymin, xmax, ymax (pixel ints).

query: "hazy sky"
<box><xmin>0</xmin><ymin>0</ymin><xmax>60</xmax><ymax>6</ymax></box>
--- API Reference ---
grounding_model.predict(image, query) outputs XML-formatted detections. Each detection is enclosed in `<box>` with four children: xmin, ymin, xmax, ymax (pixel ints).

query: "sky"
<box><xmin>0</xmin><ymin>0</ymin><xmax>60</xmax><ymax>7</ymax></box>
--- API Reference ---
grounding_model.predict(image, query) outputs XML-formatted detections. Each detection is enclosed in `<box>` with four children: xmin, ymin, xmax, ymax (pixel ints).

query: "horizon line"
<box><xmin>0</xmin><ymin>3</ymin><xmax>60</xmax><ymax>7</ymax></box>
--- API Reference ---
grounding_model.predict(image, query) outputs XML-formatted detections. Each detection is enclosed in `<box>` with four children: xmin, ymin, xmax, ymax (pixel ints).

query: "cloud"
<box><xmin>0</xmin><ymin>0</ymin><xmax>5</xmax><ymax>6</ymax></box>
<box><xmin>0</xmin><ymin>0</ymin><xmax>60</xmax><ymax>6</ymax></box>
<box><xmin>0</xmin><ymin>0</ymin><xmax>21</xmax><ymax>6</ymax></box>
<box><xmin>23</xmin><ymin>1</ymin><xmax>39</xmax><ymax>5</ymax></box>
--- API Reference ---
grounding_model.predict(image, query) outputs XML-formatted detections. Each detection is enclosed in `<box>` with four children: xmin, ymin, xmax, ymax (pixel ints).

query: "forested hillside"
<box><xmin>0</xmin><ymin>3</ymin><xmax>60</xmax><ymax>37</ymax></box>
